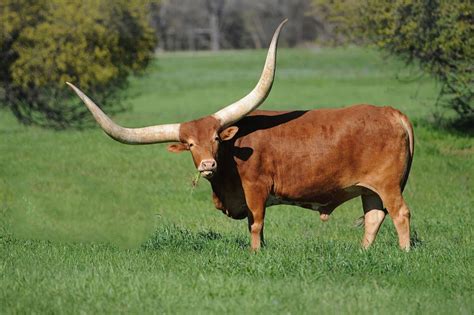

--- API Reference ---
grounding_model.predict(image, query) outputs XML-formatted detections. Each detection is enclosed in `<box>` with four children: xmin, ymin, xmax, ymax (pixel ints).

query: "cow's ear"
<box><xmin>219</xmin><ymin>126</ymin><xmax>239</xmax><ymax>141</ymax></box>
<box><xmin>167</xmin><ymin>143</ymin><xmax>188</xmax><ymax>153</ymax></box>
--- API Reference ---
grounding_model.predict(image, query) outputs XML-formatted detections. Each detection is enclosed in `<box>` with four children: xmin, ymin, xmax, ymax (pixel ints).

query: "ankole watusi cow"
<box><xmin>67</xmin><ymin>20</ymin><xmax>414</xmax><ymax>251</ymax></box>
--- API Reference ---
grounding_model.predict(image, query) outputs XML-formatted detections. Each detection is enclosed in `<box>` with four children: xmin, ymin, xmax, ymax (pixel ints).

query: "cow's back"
<box><xmin>232</xmin><ymin>105</ymin><xmax>411</xmax><ymax>202</ymax></box>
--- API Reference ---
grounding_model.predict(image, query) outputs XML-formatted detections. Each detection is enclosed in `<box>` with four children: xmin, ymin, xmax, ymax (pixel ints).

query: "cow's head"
<box><xmin>67</xmin><ymin>20</ymin><xmax>286</xmax><ymax>180</ymax></box>
<box><xmin>166</xmin><ymin>116</ymin><xmax>239</xmax><ymax>178</ymax></box>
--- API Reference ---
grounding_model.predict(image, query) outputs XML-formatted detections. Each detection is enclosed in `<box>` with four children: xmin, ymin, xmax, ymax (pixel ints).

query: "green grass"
<box><xmin>1</xmin><ymin>47</ymin><xmax>473</xmax><ymax>314</ymax></box>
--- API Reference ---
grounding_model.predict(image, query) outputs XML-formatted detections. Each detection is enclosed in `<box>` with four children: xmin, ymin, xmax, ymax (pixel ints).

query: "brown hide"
<box><xmin>204</xmin><ymin>105</ymin><xmax>414</xmax><ymax>250</ymax></box>
<box><xmin>211</xmin><ymin>105</ymin><xmax>411</xmax><ymax>213</ymax></box>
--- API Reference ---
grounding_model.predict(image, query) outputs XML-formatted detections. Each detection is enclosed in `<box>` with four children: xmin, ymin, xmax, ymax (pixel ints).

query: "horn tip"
<box><xmin>65</xmin><ymin>82</ymin><xmax>85</xmax><ymax>100</ymax></box>
<box><xmin>276</xmin><ymin>19</ymin><xmax>288</xmax><ymax>32</ymax></box>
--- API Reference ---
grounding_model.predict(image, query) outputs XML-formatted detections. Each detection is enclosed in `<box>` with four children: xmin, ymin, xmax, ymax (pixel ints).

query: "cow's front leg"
<box><xmin>247</xmin><ymin>207</ymin><xmax>265</xmax><ymax>251</ymax></box>
<box><xmin>243</xmin><ymin>184</ymin><xmax>268</xmax><ymax>251</ymax></box>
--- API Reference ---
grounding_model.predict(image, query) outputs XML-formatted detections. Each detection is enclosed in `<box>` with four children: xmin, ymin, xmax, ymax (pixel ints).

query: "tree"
<box><xmin>0</xmin><ymin>0</ymin><xmax>157</xmax><ymax>128</ymax></box>
<box><xmin>311</xmin><ymin>0</ymin><xmax>363</xmax><ymax>45</ymax></box>
<box><xmin>312</xmin><ymin>0</ymin><xmax>473</xmax><ymax>123</ymax></box>
<box><xmin>364</xmin><ymin>0</ymin><xmax>473</xmax><ymax>123</ymax></box>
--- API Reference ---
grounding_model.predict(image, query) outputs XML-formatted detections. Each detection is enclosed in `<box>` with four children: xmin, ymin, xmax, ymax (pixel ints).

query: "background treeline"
<box><xmin>0</xmin><ymin>0</ymin><xmax>472</xmax><ymax>128</ymax></box>
<box><xmin>154</xmin><ymin>0</ymin><xmax>323</xmax><ymax>51</ymax></box>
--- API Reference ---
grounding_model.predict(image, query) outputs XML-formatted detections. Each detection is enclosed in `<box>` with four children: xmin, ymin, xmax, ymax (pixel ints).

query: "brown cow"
<box><xmin>67</xmin><ymin>20</ymin><xmax>414</xmax><ymax>251</ymax></box>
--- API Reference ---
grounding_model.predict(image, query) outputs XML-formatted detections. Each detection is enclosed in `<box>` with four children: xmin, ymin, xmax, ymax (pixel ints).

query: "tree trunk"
<box><xmin>209</xmin><ymin>12</ymin><xmax>219</xmax><ymax>51</ymax></box>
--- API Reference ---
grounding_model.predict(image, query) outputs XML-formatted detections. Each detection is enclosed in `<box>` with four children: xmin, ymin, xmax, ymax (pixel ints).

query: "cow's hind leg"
<box><xmin>378</xmin><ymin>188</ymin><xmax>411</xmax><ymax>251</ymax></box>
<box><xmin>361</xmin><ymin>194</ymin><xmax>386</xmax><ymax>249</ymax></box>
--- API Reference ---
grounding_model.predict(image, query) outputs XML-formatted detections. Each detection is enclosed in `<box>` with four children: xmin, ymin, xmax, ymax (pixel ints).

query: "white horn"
<box><xmin>66</xmin><ymin>82</ymin><xmax>180</xmax><ymax>144</ymax></box>
<box><xmin>212</xmin><ymin>19</ymin><xmax>287</xmax><ymax>128</ymax></box>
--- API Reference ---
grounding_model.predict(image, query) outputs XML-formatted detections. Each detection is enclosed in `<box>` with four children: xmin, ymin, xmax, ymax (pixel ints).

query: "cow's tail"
<box><xmin>398</xmin><ymin>113</ymin><xmax>414</xmax><ymax>192</ymax></box>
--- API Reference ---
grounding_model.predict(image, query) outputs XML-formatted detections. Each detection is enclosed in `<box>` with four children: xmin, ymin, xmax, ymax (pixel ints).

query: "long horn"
<box><xmin>66</xmin><ymin>82</ymin><xmax>180</xmax><ymax>144</ymax></box>
<box><xmin>212</xmin><ymin>19</ymin><xmax>287</xmax><ymax>128</ymax></box>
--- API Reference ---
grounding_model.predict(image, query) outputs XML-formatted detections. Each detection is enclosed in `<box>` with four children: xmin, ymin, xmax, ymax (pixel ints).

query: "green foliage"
<box><xmin>0</xmin><ymin>0</ymin><xmax>157</xmax><ymax>128</ymax></box>
<box><xmin>363</xmin><ymin>0</ymin><xmax>473</xmax><ymax>123</ymax></box>
<box><xmin>311</xmin><ymin>0</ymin><xmax>363</xmax><ymax>45</ymax></box>
<box><xmin>312</xmin><ymin>0</ymin><xmax>473</xmax><ymax>123</ymax></box>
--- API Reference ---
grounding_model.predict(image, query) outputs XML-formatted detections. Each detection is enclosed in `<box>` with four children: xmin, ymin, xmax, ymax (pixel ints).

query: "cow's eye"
<box><xmin>189</xmin><ymin>143</ymin><xmax>194</xmax><ymax>148</ymax></box>
<box><xmin>215</xmin><ymin>136</ymin><xmax>219</xmax><ymax>141</ymax></box>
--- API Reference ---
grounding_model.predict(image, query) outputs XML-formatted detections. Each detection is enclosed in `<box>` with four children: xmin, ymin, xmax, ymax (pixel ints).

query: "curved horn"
<box><xmin>212</xmin><ymin>19</ymin><xmax>287</xmax><ymax>128</ymax></box>
<box><xmin>66</xmin><ymin>82</ymin><xmax>180</xmax><ymax>144</ymax></box>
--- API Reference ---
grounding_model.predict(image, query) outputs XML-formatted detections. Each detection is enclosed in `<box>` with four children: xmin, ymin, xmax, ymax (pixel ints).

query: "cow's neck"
<box><xmin>208</xmin><ymin>144</ymin><xmax>248</xmax><ymax>220</ymax></box>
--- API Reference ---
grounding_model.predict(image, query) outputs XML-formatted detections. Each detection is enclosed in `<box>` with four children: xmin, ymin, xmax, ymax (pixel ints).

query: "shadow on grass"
<box><xmin>410</xmin><ymin>229</ymin><xmax>423</xmax><ymax>249</ymax></box>
<box><xmin>449</xmin><ymin>116</ymin><xmax>474</xmax><ymax>136</ymax></box>
<box><xmin>414</xmin><ymin>115</ymin><xmax>474</xmax><ymax>137</ymax></box>
<box><xmin>142</xmin><ymin>225</ymin><xmax>248</xmax><ymax>251</ymax></box>
<box><xmin>142</xmin><ymin>224</ymin><xmax>426</xmax><ymax>253</ymax></box>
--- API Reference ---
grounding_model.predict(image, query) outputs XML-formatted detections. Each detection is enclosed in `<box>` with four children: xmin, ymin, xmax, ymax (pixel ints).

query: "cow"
<box><xmin>67</xmin><ymin>20</ymin><xmax>414</xmax><ymax>251</ymax></box>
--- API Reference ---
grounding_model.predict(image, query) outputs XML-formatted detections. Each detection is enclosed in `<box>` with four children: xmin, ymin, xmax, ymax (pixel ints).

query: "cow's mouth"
<box><xmin>200</xmin><ymin>170</ymin><xmax>214</xmax><ymax>179</ymax></box>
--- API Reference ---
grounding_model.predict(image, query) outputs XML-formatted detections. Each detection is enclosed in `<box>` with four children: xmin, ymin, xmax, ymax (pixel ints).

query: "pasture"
<box><xmin>1</xmin><ymin>47</ymin><xmax>473</xmax><ymax>314</ymax></box>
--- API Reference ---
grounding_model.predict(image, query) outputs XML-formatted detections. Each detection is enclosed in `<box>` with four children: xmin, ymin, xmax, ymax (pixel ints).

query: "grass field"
<box><xmin>1</xmin><ymin>47</ymin><xmax>473</xmax><ymax>314</ymax></box>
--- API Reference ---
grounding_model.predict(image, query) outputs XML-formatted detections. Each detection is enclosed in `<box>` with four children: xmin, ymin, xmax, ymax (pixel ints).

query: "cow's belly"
<box><xmin>266</xmin><ymin>185</ymin><xmax>367</xmax><ymax>212</ymax></box>
<box><xmin>266</xmin><ymin>194</ymin><xmax>329</xmax><ymax>210</ymax></box>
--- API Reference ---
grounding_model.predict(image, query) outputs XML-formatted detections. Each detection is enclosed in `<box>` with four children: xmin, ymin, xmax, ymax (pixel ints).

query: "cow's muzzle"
<box><xmin>198</xmin><ymin>159</ymin><xmax>217</xmax><ymax>179</ymax></box>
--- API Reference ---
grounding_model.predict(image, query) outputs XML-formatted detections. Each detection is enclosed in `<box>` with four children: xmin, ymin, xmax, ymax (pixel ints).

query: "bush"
<box><xmin>364</xmin><ymin>0</ymin><xmax>473</xmax><ymax>122</ymax></box>
<box><xmin>312</xmin><ymin>0</ymin><xmax>473</xmax><ymax>123</ymax></box>
<box><xmin>0</xmin><ymin>0</ymin><xmax>157</xmax><ymax>129</ymax></box>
